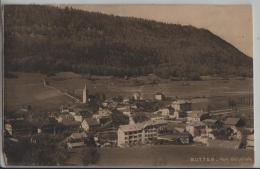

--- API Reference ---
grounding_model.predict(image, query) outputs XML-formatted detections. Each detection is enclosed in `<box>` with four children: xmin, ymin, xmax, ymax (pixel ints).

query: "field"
<box><xmin>65</xmin><ymin>145</ymin><xmax>254</xmax><ymax>167</ymax></box>
<box><xmin>4</xmin><ymin>72</ymin><xmax>74</xmax><ymax>112</ymax></box>
<box><xmin>4</xmin><ymin>72</ymin><xmax>253</xmax><ymax>113</ymax></box>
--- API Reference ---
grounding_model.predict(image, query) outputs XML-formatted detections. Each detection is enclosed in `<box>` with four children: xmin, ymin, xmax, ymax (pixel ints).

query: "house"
<box><xmin>157</xmin><ymin>108</ymin><xmax>170</xmax><ymax>116</ymax></box>
<box><xmin>211</xmin><ymin>126</ymin><xmax>233</xmax><ymax>140</ymax></box>
<box><xmin>229</xmin><ymin>126</ymin><xmax>243</xmax><ymax>140</ymax></box>
<box><xmin>202</xmin><ymin>119</ymin><xmax>222</xmax><ymax>129</ymax></box>
<box><xmin>102</xmin><ymin>98</ymin><xmax>117</xmax><ymax>108</ymax></box>
<box><xmin>246</xmin><ymin>134</ymin><xmax>254</xmax><ymax>149</ymax></box>
<box><xmin>154</xmin><ymin>92</ymin><xmax>165</xmax><ymax>101</ymax></box>
<box><xmin>223</xmin><ymin>117</ymin><xmax>244</xmax><ymax>127</ymax></box>
<box><xmin>4</xmin><ymin>123</ymin><xmax>12</xmax><ymax>136</ymax></box>
<box><xmin>122</xmin><ymin>97</ymin><xmax>130</xmax><ymax>104</ymax></box>
<box><xmin>207</xmin><ymin>139</ymin><xmax>242</xmax><ymax>149</ymax></box>
<box><xmin>81</xmin><ymin>118</ymin><xmax>99</xmax><ymax>132</ymax></box>
<box><xmin>150</xmin><ymin>114</ymin><xmax>165</xmax><ymax>121</ymax></box>
<box><xmin>60</xmin><ymin>105</ymin><xmax>72</xmax><ymax>114</ymax></box>
<box><xmin>73</xmin><ymin>114</ymin><xmax>83</xmax><ymax>122</ymax></box>
<box><xmin>96</xmin><ymin>131</ymin><xmax>117</xmax><ymax>146</ymax></box>
<box><xmin>202</xmin><ymin>119</ymin><xmax>222</xmax><ymax>139</ymax></box>
<box><xmin>55</xmin><ymin>114</ymin><xmax>74</xmax><ymax>123</ymax></box>
<box><xmin>133</xmin><ymin>92</ymin><xmax>143</xmax><ymax>101</ymax></box>
<box><xmin>117</xmin><ymin>120</ymin><xmax>167</xmax><ymax>147</ymax></box>
<box><xmin>92</xmin><ymin>108</ymin><xmax>112</xmax><ymax>126</ymax></box>
<box><xmin>186</xmin><ymin>121</ymin><xmax>206</xmax><ymax>137</ymax></box>
<box><xmin>117</xmin><ymin>106</ymin><xmax>132</xmax><ymax>117</ymax></box>
<box><xmin>171</xmin><ymin>100</ymin><xmax>192</xmax><ymax>113</ymax></box>
<box><xmin>186</xmin><ymin>111</ymin><xmax>209</xmax><ymax>123</ymax></box>
<box><xmin>161</xmin><ymin>121</ymin><xmax>186</xmax><ymax>134</ymax></box>
<box><xmin>156</xmin><ymin>132</ymin><xmax>192</xmax><ymax>145</ymax></box>
<box><xmin>66</xmin><ymin>132</ymin><xmax>88</xmax><ymax>149</ymax></box>
<box><xmin>61</xmin><ymin>119</ymin><xmax>81</xmax><ymax>132</ymax></box>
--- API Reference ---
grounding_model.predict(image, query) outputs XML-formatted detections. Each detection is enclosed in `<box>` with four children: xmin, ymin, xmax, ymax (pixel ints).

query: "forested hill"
<box><xmin>4</xmin><ymin>5</ymin><xmax>253</xmax><ymax>79</ymax></box>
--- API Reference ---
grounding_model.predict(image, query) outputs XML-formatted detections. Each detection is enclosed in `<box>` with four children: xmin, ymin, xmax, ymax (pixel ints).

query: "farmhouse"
<box><xmin>117</xmin><ymin>120</ymin><xmax>167</xmax><ymax>147</ymax></box>
<box><xmin>66</xmin><ymin>132</ymin><xmax>88</xmax><ymax>149</ymax></box>
<box><xmin>93</xmin><ymin>108</ymin><xmax>112</xmax><ymax>125</ymax></box>
<box><xmin>61</xmin><ymin>119</ymin><xmax>81</xmax><ymax>132</ymax></box>
<box><xmin>171</xmin><ymin>100</ymin><xmax>192</xmax><ymax>113</ymax></box>
<box><xmin>4</xmin><ymin>123</ymin><xmax>12</xmax><ymax>136</ymax></box>
<box><xmin>154</xmin><ymin>92</ymin><xmax>165</xmax><ymax>101</ymax></box>
<box><xmin>73</xmin><ymin>114</ymin><xmax>83</xmax><ymax>122</ymax></box>
<box><xmin>186</xmin><ymin>111</ymin><xmax>209</xmax><ymax>123</ymax></box>
<box><xmin>162</xmin><ymin>121</ymin><xmax>187</xmax><ymax>134</ymax></box>
<box><xmin>81</xmin><ymin>118</ymin><xmax>99</xmax><ymax>132</ymax></box>
<box><xmin>186</xmin><ymin>121</ymin><xmax>206</xmax><ymax>137</ymax></box>
<box><xmin>118</xmin><ymin>106</ymin><xmax>132</xmax><ymax>117</ymax></box>
<box><xmin>56</xmin><ymin>114</ymin><xmax>74</xmax><ymax>123</ymax></box>
<box><xmin>133</xmin><ymin>92</ymin><xmax>143</xmax><ymax>101</ymax></box>
<box><xmin>202</xmin><ymin>119</ymin><xmax>222</xmax><ymax>129</ymax></box>
<box><xmin>246</xmin><ymin>134</ymin><xmax>254</xmax><ymax>149</ymax></box>
<box><xmin>157</xmin><ymin>132</ymin><xmax>192</xmax><ymax>145</ymax></box>
<box><xmin>157</xmin><ymin>108</ymin><xmax>170</xmax><ymax>116</ymax></box>
<box><xmin>122</xmin><ymin>97</ymin><xmax>130</xmax><ymax>104</ymax></box>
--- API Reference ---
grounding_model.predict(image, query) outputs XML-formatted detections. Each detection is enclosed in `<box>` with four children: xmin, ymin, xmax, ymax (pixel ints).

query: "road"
<box><xmin>45</xmin><ymin>83</ymin><xmax>81</xmax><ymax>103</ymax></box>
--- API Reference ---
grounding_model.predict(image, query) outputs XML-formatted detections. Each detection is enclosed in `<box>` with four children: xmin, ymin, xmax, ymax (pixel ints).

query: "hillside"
<box><xmin>4</xmin><ymin>5</ymin><xmax>253</xmax><ymax>79</ymax></box>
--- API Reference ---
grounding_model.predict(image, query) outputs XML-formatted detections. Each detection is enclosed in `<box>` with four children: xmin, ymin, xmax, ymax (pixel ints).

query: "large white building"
<box><xmin>117</xmin><ymin>120</ymin><xmax>167</xmax><ymax>147</ymax></box>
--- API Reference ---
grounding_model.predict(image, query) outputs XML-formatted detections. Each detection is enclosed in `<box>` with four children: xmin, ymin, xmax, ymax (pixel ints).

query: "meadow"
<box><xmin>4</xmin><ymin>72</ymin><xmax>253</xmax><ymax>113</ymax></box>
<box><xmin>65</xmin><ymin>145</ymin><xmax>254</xmax><ymax>167</ymax></box>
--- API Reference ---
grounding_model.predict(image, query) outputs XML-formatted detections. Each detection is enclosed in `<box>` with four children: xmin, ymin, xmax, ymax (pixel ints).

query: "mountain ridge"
<box><xmin>4</xmin><ymin>5</ymin><xmax>253</xmax><ymax>79</ymax></box>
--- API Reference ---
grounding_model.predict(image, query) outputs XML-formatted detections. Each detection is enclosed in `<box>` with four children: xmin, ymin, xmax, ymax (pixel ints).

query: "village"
<box><xmin>4</xmin><ymin>81</ymin><xmax>254</xmax><ymax>164</ymax></box>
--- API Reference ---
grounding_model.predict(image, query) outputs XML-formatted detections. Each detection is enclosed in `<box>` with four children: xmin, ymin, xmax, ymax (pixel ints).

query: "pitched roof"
<box><xmin>158</xmin><ymin>132</ymin><xmax>191</xmax><ymax>141</ymax></box>
<box><xmin>119</xmin><ymin>123</ymin><xmax>143</xmax><ymax>132</ymax></box>
<box><xmin>187</xmin><ymin>121</ymin><xmax>206</xmax><ymax>127</ymax></box>
<box><xmin>166</xmin><ymin>121</ymin><xmax>186</xmax><ymax>130</ymax></box>
<box><xmin>224</xmin><ymin>117</ymin><xmax>241</xmax><ymax>126</ymax></box>
<box><xmin>62</xmin><ymin>119</ymin><xmax>81</xmax><ymax>126</ymax></box>
<box><xmin>202</xmin><ymin>119</ymin><xmax>218</xmax><ymax>126</ymax></box>
<box><xmin>247</xmin><ymin>134</ymin><xmax>254</xmax><ymax>141</ymax></box>
<box><xmin>85</xmin><ymin>118</ymin><xmax>99</xmax><ymax>126</ymax></box>
<box><xmin>172</xmin><ymin>100</ymin><xmax>191</xmax><ymax>104</ymax></box>
<box><xmin>187</xmin><ymin>111</ymin><xmax>208</xmax><ymax>118</ymax></box>
<box><xmin>70</xmin><ymin>132</ymin><xmax>87</xmax><ymax>139</ymax></box>
<box><xmin>119</xmin><ymin>120</ymin><xmax>167</xmax><ymax>132</ymax></box>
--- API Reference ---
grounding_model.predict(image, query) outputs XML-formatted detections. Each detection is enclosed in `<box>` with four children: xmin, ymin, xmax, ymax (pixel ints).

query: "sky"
<box><xmin>67</xmin><ymin>5</ymin><xmax>253</xmax><ymax>57</ymax></box>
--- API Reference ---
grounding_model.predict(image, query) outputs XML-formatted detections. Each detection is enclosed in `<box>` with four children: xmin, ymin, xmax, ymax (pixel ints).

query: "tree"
<box><xmin>81</xmin><ymin>147</ymin><xmax>100</xmax><ymax>165</ymax></box>
<box><xmin>132</xmin><ymin>112</ymin><xmax>149</xmax><ymax>123</ymax></box>
<box><xmin>111</xmin><ymin>110</ymin><xmax>129</xmax><ymax>127</ymax></box>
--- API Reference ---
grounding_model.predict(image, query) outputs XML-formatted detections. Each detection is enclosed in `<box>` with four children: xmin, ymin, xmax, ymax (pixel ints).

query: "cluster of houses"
<box><xmin>4</xmin><ymin>84</ymin><xmax>254</xmax><ymax>151</ymax></box>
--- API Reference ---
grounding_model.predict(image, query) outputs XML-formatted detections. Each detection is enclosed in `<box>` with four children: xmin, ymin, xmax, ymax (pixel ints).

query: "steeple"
<box><xmin>82</xmin><ymin>83</ymin><xmax>88</xmax><ymax>103</ymax></box>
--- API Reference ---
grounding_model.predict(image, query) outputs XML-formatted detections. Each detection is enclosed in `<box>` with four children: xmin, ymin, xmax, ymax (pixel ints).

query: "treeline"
<box><xmin>4</xmin><ymin>5</ymin><xmax>253</xmax><ymax>79</ymax></box>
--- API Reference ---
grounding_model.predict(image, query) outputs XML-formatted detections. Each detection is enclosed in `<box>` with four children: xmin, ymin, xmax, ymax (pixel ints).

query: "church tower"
<box><xmin>82</xmin><ymin>83</ymin><xmax>88</xmax><ymax>103</ymax></box>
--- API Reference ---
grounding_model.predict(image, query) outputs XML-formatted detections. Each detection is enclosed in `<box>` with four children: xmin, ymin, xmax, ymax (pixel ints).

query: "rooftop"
<box><xmin>119</xmin><ymin>120</ymin><xmax>167</xmax><ymax>132</ymax></box>
<box><xmin>62</xmin><ymin>119</ymin><xmax>81</xmax><ymax>126</ymax></box>
<box><xmin>70</xmin><ymin>132</ymin><xmax>87</xmax><ymax>139</ymax></box>
<box><xmin>187</xmin><ymin>111</ymin><xmax>208</xmax><ymax>118</ymax></box>
<box><xmin>85</xmin><ymin>118</ymin><xmax>99</xmax><ymax>126</ymax></box>
<box><xmin>224</xmin><ymin>117</ymin><xmax>241</xmax><ymax>126</ymax></box>
<box><xmin>172</xmin><ymin>100</ymin><xmax>191</xmax><ymax>104</ymax></box>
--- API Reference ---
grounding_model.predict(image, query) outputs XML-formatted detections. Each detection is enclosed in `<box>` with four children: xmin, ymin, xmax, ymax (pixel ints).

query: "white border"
<box><xmin>1</xmin><ymin>0</ymin><xmax>260</xmax><ymax>168</ymax></box>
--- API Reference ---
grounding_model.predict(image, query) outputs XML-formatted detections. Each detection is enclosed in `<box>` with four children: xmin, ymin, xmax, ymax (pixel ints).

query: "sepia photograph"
<box><xmin>2</xmin><ymin>3</ymin><xmax>254</xmax><ymax>167</ymax></box>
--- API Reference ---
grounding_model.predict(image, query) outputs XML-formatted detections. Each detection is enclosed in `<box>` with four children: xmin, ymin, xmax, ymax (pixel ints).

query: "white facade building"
<box><xmin>117</xmin><ymin>120</ymin><xmax>167</xmax><ymax>147</ymax></box>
